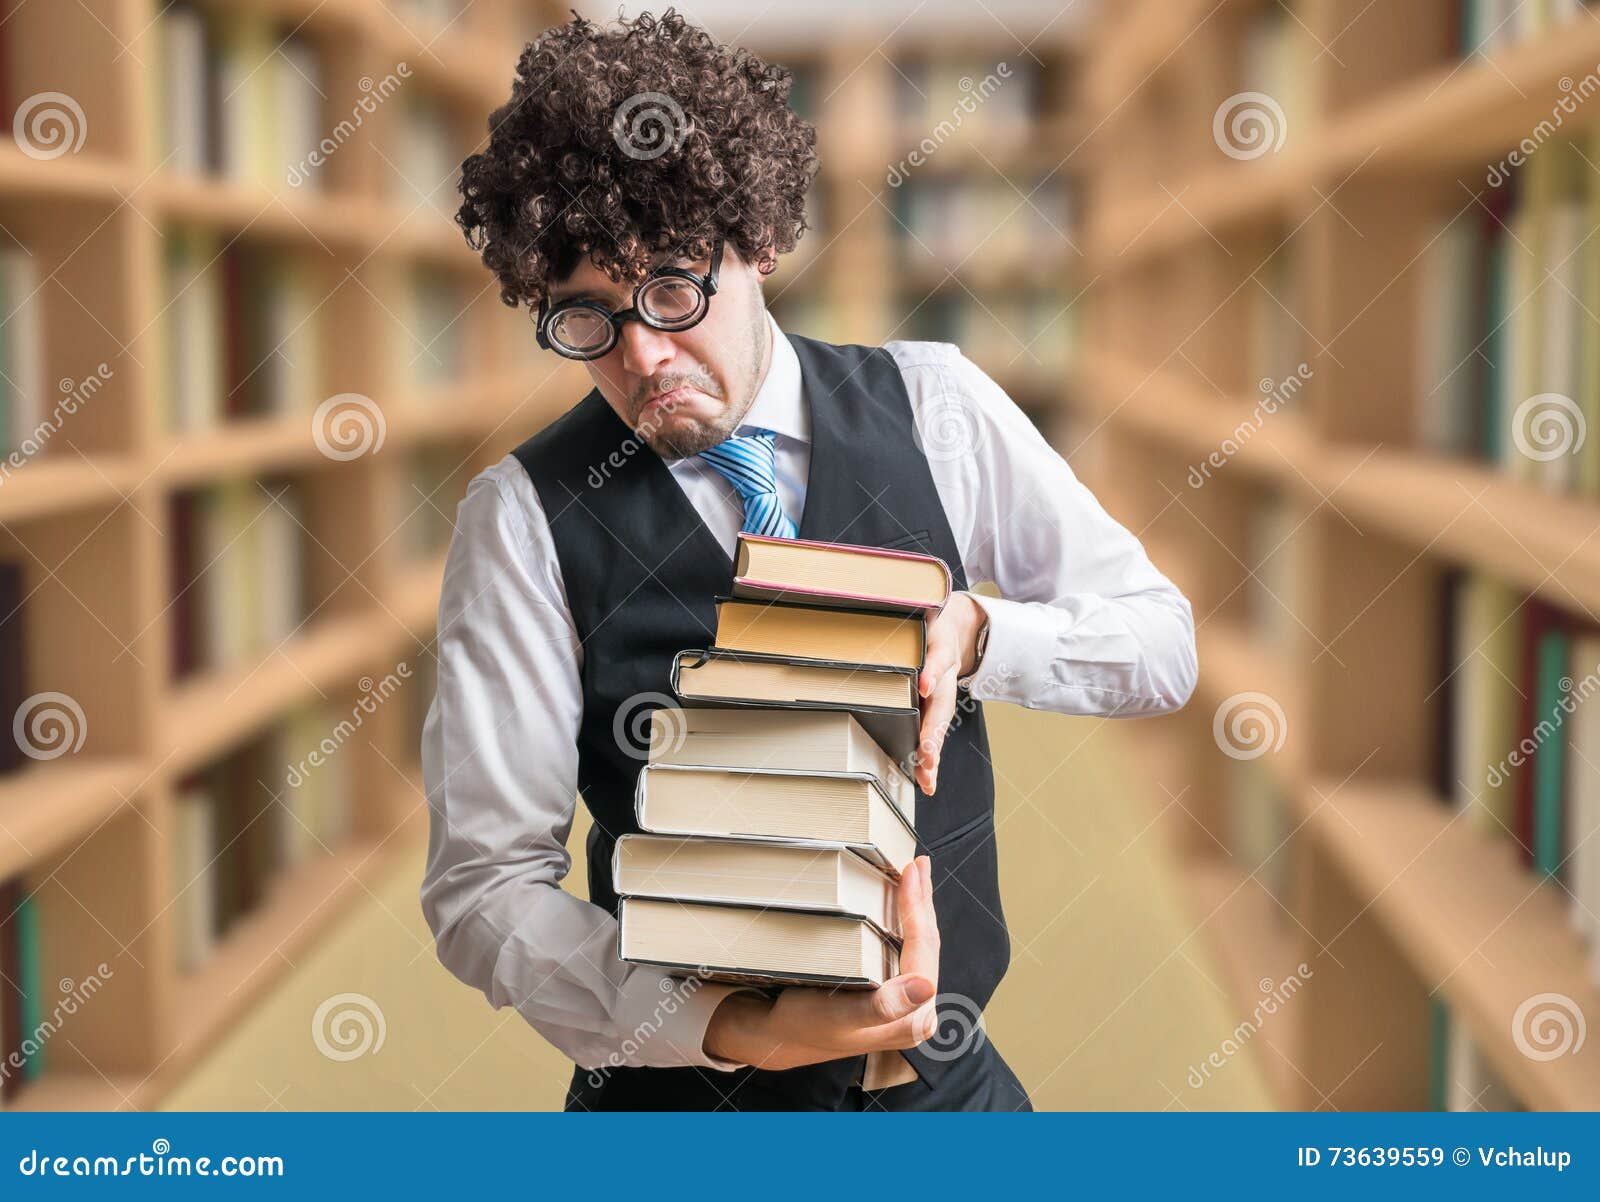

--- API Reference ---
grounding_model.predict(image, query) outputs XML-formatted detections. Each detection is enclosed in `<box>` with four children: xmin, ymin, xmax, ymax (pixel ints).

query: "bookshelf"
<box><xmin>759</xmin><ymin>31</ymin><xmax>1084</xmax><ymax>443</ymax></box>
<box><xmin>0</xmin><ymin>0</ymin><xmax>584</xmax><ymax>1111</ymax></box>
<box><xmin>0</xmin><ymin>2</ymin><xmax>1091</xmax><ymax>1110</ymax></box>
<box><xmin>1078</xmin><ymin>0</ymin><xmax>1600</xmax><ymax>1110</ymax></box>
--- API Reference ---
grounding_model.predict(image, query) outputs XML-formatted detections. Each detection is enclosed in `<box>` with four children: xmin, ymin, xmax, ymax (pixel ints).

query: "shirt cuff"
<box><xmin>615</xmin><ymin>969</ymin><xmax>768</xmax><ymax>1072</ymax></box>
<box><xmin>959</xmin><ymin>592</ymin><xmax>1054</xmax><ymax>706</ymax></box>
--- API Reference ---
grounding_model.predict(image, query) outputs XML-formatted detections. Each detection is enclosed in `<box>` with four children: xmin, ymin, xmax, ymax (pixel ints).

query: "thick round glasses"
<box><xmin>536</xmin><ymin>240</ymin><xmax>723</xmax><ymax>361</ymax></box>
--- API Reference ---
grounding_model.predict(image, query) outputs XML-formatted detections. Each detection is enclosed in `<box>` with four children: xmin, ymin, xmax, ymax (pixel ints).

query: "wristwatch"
<box><xmin>955</xmin><ymin>596</ymin><xmax>990</xmax><ymax>692</ymax></box>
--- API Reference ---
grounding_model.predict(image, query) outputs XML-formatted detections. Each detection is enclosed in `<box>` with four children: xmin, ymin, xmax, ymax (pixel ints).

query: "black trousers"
<box><xmin>564</xmin><ymin>1037</ymin><xmax>1032</xmax><ymax>1112</ymax></box>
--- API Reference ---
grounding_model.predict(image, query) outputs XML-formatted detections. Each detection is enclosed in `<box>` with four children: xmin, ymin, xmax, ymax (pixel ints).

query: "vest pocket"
<box><xmin>879</xmin><ymin>528</ymin><xmax>933</xmax><ymax>554</ymax></box>
<box><xmin>922</xmin><ymin>807</ymin><xmax>992</xmax><ymax>852</ymax></box>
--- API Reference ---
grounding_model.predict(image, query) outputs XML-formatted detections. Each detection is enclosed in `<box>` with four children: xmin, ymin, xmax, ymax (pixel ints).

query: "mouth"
<box><xmin>638</xmin><ymin>386</ymin><xmax>702</xmax><ymax>420</ymax></box>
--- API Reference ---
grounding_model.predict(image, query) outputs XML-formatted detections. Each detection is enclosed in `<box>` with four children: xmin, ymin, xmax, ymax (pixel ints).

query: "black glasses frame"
<box><xmin>536</xmin><ymin>239</ymin><xmax>724</xmax><ymax>360</ymax></box>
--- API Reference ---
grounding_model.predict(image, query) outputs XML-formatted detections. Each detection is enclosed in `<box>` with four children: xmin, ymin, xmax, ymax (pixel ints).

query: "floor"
<box><xmin>162</xmin><ymin>707</ymin><xmax>1273</xmax><ymax>1111</ymax></box>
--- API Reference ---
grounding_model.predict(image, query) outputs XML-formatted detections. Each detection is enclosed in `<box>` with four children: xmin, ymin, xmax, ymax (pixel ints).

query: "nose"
<box><xmin>618</xmin><ymin>319</ymin><xmax>677</xmax><ymax>379</ymax></box>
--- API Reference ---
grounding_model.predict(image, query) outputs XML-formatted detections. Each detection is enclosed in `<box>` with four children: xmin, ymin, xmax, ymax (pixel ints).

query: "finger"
<box><xmin>916</xmin><ymin>674</ymin><xmax>960</xmax><ymax>794</ymax></box>
<box><xmin>895</xmin><ymin>856</ymin><xmax>941</xmax><ymax>990</ymax></box>
<box><xmin>918</xmin><ymin>638</ymin><xmax>957</xmax><ymax>700</ymax></box>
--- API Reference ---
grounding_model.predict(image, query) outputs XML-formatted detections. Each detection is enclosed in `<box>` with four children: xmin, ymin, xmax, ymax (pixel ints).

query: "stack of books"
<box><xmin>617</xmin><ymin>533</ymin><xmax>951</xmax><ymax>1084</ymax></box>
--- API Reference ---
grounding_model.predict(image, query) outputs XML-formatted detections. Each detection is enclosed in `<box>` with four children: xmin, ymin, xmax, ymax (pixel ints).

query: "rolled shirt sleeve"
<box><xmin>889</xmin><ymin>341</ymin><xmax>1198</xmax><ymax>717</ymax></box>
<box><xmin>419</xmin><ymin>459</ymin><xmax>754</xmax><ymax>1072</ymax></box>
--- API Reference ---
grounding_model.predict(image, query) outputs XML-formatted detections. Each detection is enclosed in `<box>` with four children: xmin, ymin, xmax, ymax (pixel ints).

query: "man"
<box><xmin>421</xmin><ymin>9</ymin><xmax>1196</xmax><ymax>1112</ymax></box>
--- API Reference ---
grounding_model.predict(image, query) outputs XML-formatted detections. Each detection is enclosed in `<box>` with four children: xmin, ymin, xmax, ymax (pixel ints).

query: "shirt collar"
<box><xmin>735</xmin><ymin>312</ymin><xmax>808</xmax><ymax>447</ymax></box>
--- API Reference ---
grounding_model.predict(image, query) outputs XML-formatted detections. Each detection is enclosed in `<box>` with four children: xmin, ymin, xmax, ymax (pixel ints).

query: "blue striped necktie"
<box><xmin>697</xmin><ymin>428</ymin><xmax>799</xmax><ymax>540</ymax></box>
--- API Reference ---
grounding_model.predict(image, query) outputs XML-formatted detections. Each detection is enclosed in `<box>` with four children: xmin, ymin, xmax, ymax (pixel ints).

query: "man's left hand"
<box><xmin>913</xmin><ymin>591</ymin><xmax>985</xmax><ymax>795</ymax></box>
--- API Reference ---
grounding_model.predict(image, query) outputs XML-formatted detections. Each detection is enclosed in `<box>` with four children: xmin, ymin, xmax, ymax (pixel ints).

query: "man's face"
<box><xmin>545</xmin><ymin>242</ymin><xmax>772</xmax><ymax>459</ymax></box>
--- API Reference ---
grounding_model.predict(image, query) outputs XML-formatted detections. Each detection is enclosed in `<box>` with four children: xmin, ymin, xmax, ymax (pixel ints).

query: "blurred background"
<box><xmin>2</xmin><ymin>0</ymin><xmax>1599</xmax><ymax>1113</ymax></box>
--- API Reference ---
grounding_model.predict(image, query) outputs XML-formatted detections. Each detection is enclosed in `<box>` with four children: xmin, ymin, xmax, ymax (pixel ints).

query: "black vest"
<box><xmin>513</xmin><ymin>334</ymin><xmax>1011</xmax><ymax>1110</ymax></box>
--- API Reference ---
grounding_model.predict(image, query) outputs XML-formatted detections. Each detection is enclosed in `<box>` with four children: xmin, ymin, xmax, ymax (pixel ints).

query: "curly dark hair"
<box><xmin>457</xmin><ymin>8</ymin><xmax>819</xmax><ymax>312</ymax></box>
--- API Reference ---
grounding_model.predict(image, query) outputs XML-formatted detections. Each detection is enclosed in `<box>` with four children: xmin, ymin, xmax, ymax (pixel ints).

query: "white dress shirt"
<box><xmin>420</xmin><ymin>313</ymin><xmax>1197</xmax><ymax>1075</ymax></box>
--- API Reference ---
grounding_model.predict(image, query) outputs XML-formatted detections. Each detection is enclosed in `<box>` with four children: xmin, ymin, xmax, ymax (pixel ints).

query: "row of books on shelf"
<box><xmin>171</xmin><ymin>707</ymin><xmax>354</xmax><ymax>972</ymax></box>
<box><xmin>1459</xmin><ymin>0</ymin><xmax>1594</xmax><ymax>56</ymax></box>
<box><xmin>158</xmin><ymin>3</ymin><xmax>324</xmax><ymax>190</ymax></box>
<box><xmin>1244</xmin><ymin>492</ymin><xmax>1302</xmax><ymax>653</ymax></box>
<box><xmin>1224</xmin><ymin>757</ymin><xmax>1294</xmax><ymax>910</ymax></box>
<box><xmin>904</xmin><ymin>293</ymin><xmax>1074</xmax><ymax>379</ymax></box>
<box><xmin>1238</xmin><ymin>0</ymin><xmax>1316</xmax><ymax>141</ymax></box>
<box><xmin>396</xmin><ymin>449</ymin><xmax>461</xmax><ymax>561</ymax></box>
<box><xmin>158</xmin><ymin>0</ymin><xmax>467</xmax><ymax>209</ymax></box>
<box><xmin>162</xmin><ymin>231</ymin><xmax>325</xmax><ymax>432</ymax></box>
<box><xmin>1</xmin><ymin>563</ymin><xmax>25</xmax><ymax>776</ymax></box>
<box><xmin>391</xmin><ymin>267</ymin><xmax>469</xmax><ymax>392</ymax></box>
<box><xmin>169</xmin><ymin>480</ymin><xmax>307</xmax><ymax>680</ymax></box>
<box><xmin>619</xmin><ymin>532</ymin><xmax>951</xmax><ymax>1087</ymax></box>
<box><xmin>1429</xmin><ymin>1000</ymin><xmax>1522</xmax><ymax>1111</ymax></box>
<box><xmin>889</xmin><ymin>177</ymin><xmax>1071</xmax><ymax>271</ymax></box>
<box><xmin>1416</xmin><ymin>133</ymin><xmax>1600</xmax><ymax>494</ymax></box>
<box><xmin>0</xmin><ymin>878</ymin><xmax>43</xmax><ymax>1102</ymax></box>
<box><xmin>891</xmin><ymin>58</ymin><xmax>1046</xmax><ymax>144</ymax></box>
<box><xmin>0</xmin><ymin>249</ymin><xmax>44</xmax><ymax>464</ymax></box>
<box><xmin>1440</xmin><ymin>570</ymin><xmax>1600</xmax><ymax>982</ymax></box>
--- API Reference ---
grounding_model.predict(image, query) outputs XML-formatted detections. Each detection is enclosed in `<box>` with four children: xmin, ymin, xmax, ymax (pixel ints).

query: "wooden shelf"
<box><xmin>1085</xmin><ymin>354</ymin><xmax>1600</xmax><ymax>614</ymax></box>
<box><xmin>1321</xmin><ymin>450</ymin><xmax>1600</xmax><ymax>617</ymax></box>
<box><xmin>165</xmin><ymin>610</ymin><xmax>403</xmax><ymax>773</ymax></box>
<box><xmin>1297</xmin><ymin>777</ymin><xmax>1600</xmax><ymax>1111</ymax></box>
<box><xmin>1182</xmin><ymin>856</ymin><xmax>1306</xmax><ymax>1108</ymax></box>
<box><xmin>3</xmin><ymin>1</ymin><xmax>1094</xmax><ymax>1112</ymax></box>
<box><xmin>167</xmin><ymin>832</ymin><xmax>413</xmax><ymax>1091</ymax></box>
<box><xmin>1090</xmin><ymin>15</ymin><xmax>1600</xmax><ymax>267</ymax></box>
<box><xmin>0</xmin><ymin>146</ymin><xmax>132</xmax><ymax>202</ymax></box>
<box><xmin>1085</xmin><ymin>0</ymin><xmax>1219</xmax><ymax>106</ymax></box>
<box><xmin>1194</xmin><ymin>623</ymin><xmax>1304</xmax><ymax>788</ymax></box>
<box><xmin>0</xmin><ymin>759</ymin><xmax>144</xmax><ymax>880</ymax></box>
<box><xmin>0</xmin><ymin>456</ymin><xmax>140</xmax><ymax>524</ymax></box>
<box><xmin>1080</xmin><ymin>353</ymin><xmax>1319</xmax><ymax>480</ymax></box>
<box><xmin>1082</xmin><ymin>0</ymin><xmax>1600</xmax><ymax>1112</ymax></box>
<box><xmin>158</xmin><ymin>416</ymin><xmax>326</xmax><ymax>487</ymax></box>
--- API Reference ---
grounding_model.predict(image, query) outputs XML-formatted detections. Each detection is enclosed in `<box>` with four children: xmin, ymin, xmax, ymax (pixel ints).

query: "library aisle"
<box><xmin>161</xmin><ymin>707</ymin><xmax>1273</xmax><ymax>1112</ymax></box>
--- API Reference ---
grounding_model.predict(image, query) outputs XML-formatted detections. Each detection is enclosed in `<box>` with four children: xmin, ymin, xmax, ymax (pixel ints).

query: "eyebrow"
<box><xmin>547</xmin><ymin>285</ymin><xmax>619</xmax><ymax>306</ymax></box>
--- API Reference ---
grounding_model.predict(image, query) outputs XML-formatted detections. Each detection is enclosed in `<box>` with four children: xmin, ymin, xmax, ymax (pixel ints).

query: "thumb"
<box><xmin>871</xmin><ymin>973</ymin><xmax>935</xmax><ymax>1022</ymax></box>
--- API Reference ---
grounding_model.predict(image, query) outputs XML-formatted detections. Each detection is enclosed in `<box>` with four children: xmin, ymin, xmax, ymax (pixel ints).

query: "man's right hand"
<box><xmin>702</xmin><ymin>854</ymin><xmax>940</xmax><ymax>1071</ymax></box>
